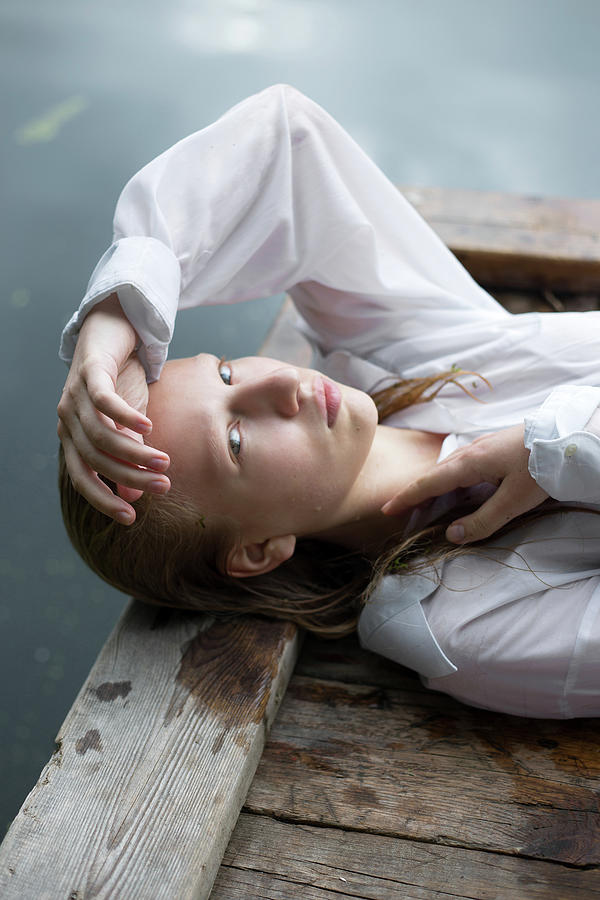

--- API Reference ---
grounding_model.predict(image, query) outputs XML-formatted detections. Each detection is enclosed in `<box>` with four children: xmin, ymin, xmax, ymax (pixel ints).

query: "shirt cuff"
<box><xmin>59</xmin><ymin>236</ymin><xmax>181</xmax><ymax>382</ymax></box>
<box><xmin>524</xmin><ymin>385</ymin><xmax>600</xmax><ymax>502</ymax></box>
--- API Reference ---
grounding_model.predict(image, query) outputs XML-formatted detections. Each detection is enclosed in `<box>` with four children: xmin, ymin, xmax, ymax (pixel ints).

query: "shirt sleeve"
<box><xmin>59</xmin><ymin>83</ymin><xmax>502</xmax><ymax>382</ymax></box>
<box><xmin>524</xmin><ymin>385</ymin><xmax>600</xmax><ymax>502</ymax></box>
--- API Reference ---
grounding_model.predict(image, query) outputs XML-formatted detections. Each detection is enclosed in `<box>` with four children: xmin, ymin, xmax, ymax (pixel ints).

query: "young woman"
<box><xmin>58</xmin><ymin>85</ymin><xmax>600</xmax><ymax>719</ymax></box>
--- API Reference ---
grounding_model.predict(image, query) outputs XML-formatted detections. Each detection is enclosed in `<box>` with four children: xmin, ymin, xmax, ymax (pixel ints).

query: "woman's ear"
<box><xmin>226</xmin><ymin>535</ymin><xmax>296</xmax><ymax>578</ymax></box>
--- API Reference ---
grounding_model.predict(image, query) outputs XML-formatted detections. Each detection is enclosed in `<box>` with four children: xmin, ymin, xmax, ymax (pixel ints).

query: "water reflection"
<box><xmin>171</xmin><ymin>0</ymin><xmax>334</xmax><ymax>57</ymax></box>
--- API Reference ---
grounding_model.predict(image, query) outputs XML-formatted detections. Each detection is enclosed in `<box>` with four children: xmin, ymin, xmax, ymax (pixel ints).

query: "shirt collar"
<box><xmin>358</xmin><ymin>574</ymin><xmax>457</xmax><ymax>679</ymax></box>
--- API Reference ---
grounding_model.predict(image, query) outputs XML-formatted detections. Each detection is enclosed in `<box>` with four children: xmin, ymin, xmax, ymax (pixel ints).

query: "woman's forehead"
<box><xmin>146</xmin><ymin>355</ymin><xmax>225</xmax><ymax>493</ymax></box>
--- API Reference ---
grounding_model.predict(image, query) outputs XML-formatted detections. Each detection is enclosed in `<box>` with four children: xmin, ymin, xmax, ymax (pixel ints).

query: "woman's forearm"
<box><xmin>60</xmin><ymin>84</ymin><xmax>503</xmax><ymax>381</ymax></box>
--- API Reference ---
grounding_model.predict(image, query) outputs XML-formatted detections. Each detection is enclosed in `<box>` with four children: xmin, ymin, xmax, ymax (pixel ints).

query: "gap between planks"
<box><xmin>211</xmin><ymin>812</ymin><xmax>600</xmax><ymax>899</ymax></box>
<box><xmin>238</xmin><ymin>808</ymin><xmax>600</xmax><ymax>871</ymax></box>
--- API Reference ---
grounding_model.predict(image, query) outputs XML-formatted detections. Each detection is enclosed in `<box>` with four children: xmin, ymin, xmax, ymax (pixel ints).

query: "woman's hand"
<box><xmin>382</xmin><ymin>424</ymin><xmax>548</xmax><ymax>543</ymax></box>
<box><xmin>57</xmin><ymin>293</ymin><xmax>170</xmax><ymax>524</ymax></box>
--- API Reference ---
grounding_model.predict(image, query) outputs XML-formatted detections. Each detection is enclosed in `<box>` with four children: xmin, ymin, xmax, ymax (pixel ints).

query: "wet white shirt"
<box><xmin>60</xmin><ymin>85</ymin><xmax>600</xmax><ymax>718</ymax></box>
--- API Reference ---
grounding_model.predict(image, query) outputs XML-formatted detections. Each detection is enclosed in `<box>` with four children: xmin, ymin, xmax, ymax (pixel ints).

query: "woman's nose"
<box><xmin>234</xmin><ymin>367</ymin><xmax>300</xmax><ymax>417</ymax></box>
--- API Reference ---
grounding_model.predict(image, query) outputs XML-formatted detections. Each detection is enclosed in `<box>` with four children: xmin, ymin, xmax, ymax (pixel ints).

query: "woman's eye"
<box><xmin>229</xmin><ymin>425</ymin><xmax>241</xmax><ymax>458</ymax></box>
<box><xmin>219</xmin><ymin>362</ymin><xmax>232</xmax><ymax>385</ymax></box>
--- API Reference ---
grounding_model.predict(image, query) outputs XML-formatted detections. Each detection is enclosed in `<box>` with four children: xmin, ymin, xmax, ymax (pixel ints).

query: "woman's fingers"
<box><xmin>445</xmin><ymin>477</ymin><xmax>548</xmax><ymax>544</ymax></box>
<box><xmin>66</xmin><ymin>416</ymin><xmax>171</xmax><ymax>494</ymax></box>
<box><xmin>382</xmin><ymin>424</ymin><xmax>548</xmax><ymax>544</ymax></box>
<box><xmin>381</xmin><ymin>451</ymin><xmax>485</xmax><ymax>516</ymax></box>
<box><xmin>75</xmin><ymin>403</ymin><xmax>169</xmax><ymax>474</ymax></box>
<box><xmin>117</xmin><ymin>484</ymin><xmax>144</xmax><ymax>503</ymax></box>
<box><xmin>61</xmin><ymin>434</ymin><xmax>138</xmax><ymax>524</ymax></box>
<box><xmin>84</xmin><ymin>360</ymin><xmax>152</xmax><ymax>434</ymax></box>
<box><xmin>56</xmin><ymin>294</ymin><xmax>162</xmax><ymax>521</ymax></box>
<box><xmin>58</xmin><ymin>349</ymin><xmax>167</xmax><ymax>483</ymax></box>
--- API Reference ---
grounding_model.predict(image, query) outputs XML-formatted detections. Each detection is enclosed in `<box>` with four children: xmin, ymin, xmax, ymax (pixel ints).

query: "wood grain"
<box><xmin>244</xmin><ymin>669</ymin><xmax>600</xmax><ymax>866</ymax></box>
<box><xmin>401</xmin><ymin>186</ymin><xmax>600</xmax><ymax>291</ymax></box>
<box><xmin>212</xmin><ymin>813</ymin><xmax>600</xmax><ymax>899</ymax></box>
<box><xmin>0</xmin><ymin>603</ymin><xmax>300</xmax><ymax>899</ymax></box>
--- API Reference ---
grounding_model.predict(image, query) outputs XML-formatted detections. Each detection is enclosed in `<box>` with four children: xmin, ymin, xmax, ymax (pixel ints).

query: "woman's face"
<box><xmin>146</xmin><ymin>353</ymin><xmax>378</xmax><ymax>543</ymax></box>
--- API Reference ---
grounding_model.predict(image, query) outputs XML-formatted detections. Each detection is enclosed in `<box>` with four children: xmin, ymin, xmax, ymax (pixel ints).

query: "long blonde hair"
<box><xmin>58</xmin><ymin>367</ymin><xmax>497</xmax><ymax>637</ymax></box>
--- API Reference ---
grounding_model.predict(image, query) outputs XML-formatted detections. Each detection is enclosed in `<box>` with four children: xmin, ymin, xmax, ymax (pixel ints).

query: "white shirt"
<box><xmin>61</xmin><ymin>84</ymin><xmax>600</xmax><ymax>718</ymax></box>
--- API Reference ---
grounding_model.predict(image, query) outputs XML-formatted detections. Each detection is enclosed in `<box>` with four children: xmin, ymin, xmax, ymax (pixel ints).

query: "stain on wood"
<box><xmin>93</xmin><ymin>681</ymin><xmax>132</xmax><ymax>702</ymax></box>
<box><xmin>287</xmin><ymin>679</ymin><xmax>392</xmax><ymax>709</ymax></box>
<box><xmin>166</xmin><ymin>616</ymin><xmax>296</xmax><ymax>729</ymax></box>
<box><xmin>516</xmin><ymin>810</ymin><xmax>600</xmax><ymax>867</ymax></box>
<box><xmin>75</xmin><ymin>729</ymin><xmax>102</xmax><ymax>756</ymax></box>
<box><xmin>267</xmin><ymin>741</ymin><xmax>341</xmax><ymax>775</ymax></box>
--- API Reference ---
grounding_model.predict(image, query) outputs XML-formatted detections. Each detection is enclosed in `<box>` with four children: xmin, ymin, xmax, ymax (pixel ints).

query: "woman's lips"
<box><xmin>314</xmin><ymin>376</ymin><xmax>341</xmax><ymax>427</ymax></box>
<box><xmin>324</xmin><ymin>379</ymin><xmax>341</xmax><ymax>427</ymax></box>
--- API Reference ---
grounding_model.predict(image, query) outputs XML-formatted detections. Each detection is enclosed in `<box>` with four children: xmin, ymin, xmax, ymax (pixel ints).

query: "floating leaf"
<box><xmin>15</xmin><ymin>95</ymin><xmax>89</xmax><ymax>145</ymax></box>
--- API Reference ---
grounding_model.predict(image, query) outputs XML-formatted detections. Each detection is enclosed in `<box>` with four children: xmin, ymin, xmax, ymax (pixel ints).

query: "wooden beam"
<box><xmin>401</xmin><ymin>186</ymin><xmax>600</xmax><ymax>291</ymax></box>
<box><xmin>0</xmin><ymin>604</ymin><xmax>301</xmax><ymax>899</ymax></box>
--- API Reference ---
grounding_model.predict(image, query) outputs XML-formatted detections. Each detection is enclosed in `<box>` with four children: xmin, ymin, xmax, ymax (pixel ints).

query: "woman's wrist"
<box><xmin>79</xmin><ymin>292</ymin><xmax>139</xmax><ymax>361</ymax></box>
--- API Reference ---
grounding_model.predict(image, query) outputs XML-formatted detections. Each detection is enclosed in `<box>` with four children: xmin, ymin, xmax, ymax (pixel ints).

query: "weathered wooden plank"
<box><xmin>405</xmin><ymin>187</ymin><xmax>600</xmax><ymax>233</ymax></box>
<box><xmin>297</xmin><ymin>631</ymin><xmax>426</xmax><ymax>690</ymax></box>
<box><xmin>298</xmin><ymin>634</ymin><xmax>600</xmax><ymax>794</ymax></box>
<box><xmin>492</xmin><ymin>289</ymin><xmax>599</xmax><ymax>314</ymax></box>
<box><xmin>243</xmin><ymin>672</ymin><xmax>600</xmax><ymax>866</ymax></box>
<box><xmin>401</xmin><ymin>186</ymin><xmax>600</xmax><ymax>291</ymax></box>
<box><xmin>214</xmin><ymin>869</ymin><xmax>348</xmax><ymax>900</ymax></box>
<box><xmin>212</xmin><ymin>813</ymin><xmax>600</xmax><ymax>899</ymax></box>
<box><xmin>0</xmin><ymin>604</ymin><xmax>301</xmax><ymax>899</ymax></box>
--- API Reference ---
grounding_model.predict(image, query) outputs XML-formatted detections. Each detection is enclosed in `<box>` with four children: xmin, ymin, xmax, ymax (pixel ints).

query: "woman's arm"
<box><xmin>61</xmin><ymin>84</ymin><xmax>503</xmax><ymax>381</ymax></box>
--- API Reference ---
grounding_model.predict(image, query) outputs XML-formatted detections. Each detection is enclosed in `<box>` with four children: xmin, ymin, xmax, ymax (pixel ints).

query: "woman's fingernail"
<box><xmin>150</xmin><ymin>457</ymin><xmax>169</xmax><ymax>471</ymax></box>
<box><xmin>149</xmin><ymin>479</ymin><xmax>170</xmax><ymax>494</ymax></box>
<box><xmin>137</xmin><ymin>421</ymin><xmax>152</xmax><ymax>434</ymax></box>
<box><xmin>116</xmin><ymin>510</ymin><xmax>134</xmax><ymax>525</ymax></box>
<box><xmin>447</xmin><ymin>524</ymin><xmax>465</xmax><ymax>543</ymax></box>
<box><xmin>381</xmin><ymin>502</ymin><xmax>392</xmax><ymax>515</ymax></box>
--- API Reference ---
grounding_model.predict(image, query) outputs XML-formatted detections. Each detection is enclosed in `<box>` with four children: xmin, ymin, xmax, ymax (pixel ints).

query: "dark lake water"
<box><xmin>2</xmin><ymin>0</ymin><xmax>599</xmax><ymax>831</ymax></box>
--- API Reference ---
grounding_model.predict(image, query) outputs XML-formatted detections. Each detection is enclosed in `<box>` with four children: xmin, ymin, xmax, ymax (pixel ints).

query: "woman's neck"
<box><xmin>313</xmin><ymin>425</ymin><xmax>447</xmax><ymax>555</ymax></box>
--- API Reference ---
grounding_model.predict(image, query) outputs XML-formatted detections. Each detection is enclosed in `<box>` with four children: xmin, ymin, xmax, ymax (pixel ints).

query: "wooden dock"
<box><xmin>213</xmin><ymin>633</ymin><xmax>600</xmax><ymax>898</ymax></box>
<box><xmin>1</xmin><ymin>187</ymin><xmax>599</xmax><ymax>899</ymax></box>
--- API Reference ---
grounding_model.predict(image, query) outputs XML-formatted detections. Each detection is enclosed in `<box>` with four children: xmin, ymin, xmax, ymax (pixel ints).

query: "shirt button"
<box><xmin>565</xmin><ymin>443</ymin><xmax>577</xmax><ymax>457</ymax></box>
